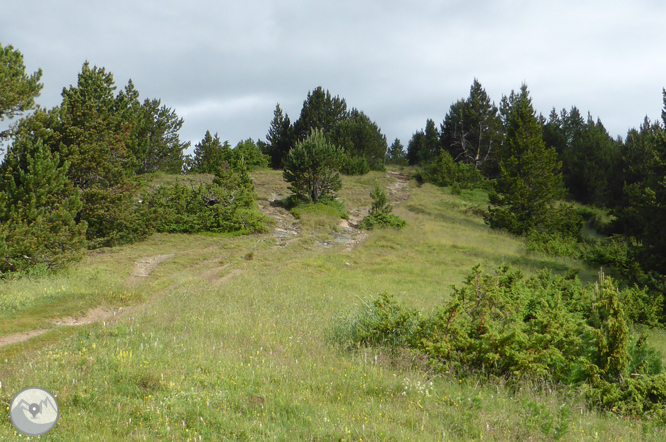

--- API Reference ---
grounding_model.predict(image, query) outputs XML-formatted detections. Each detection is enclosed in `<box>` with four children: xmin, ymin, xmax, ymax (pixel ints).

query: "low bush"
<box><xmin>141</xmin><ymin>164</ymin><xmax>266</xmax><ymax>234</ymax></box>
<box><xmin>333</xmin><ymin>264</ymin><xmax>666</xmax><ymax>421</ymax></box>
<box><xmin>340</xmin><ymin>155</ymin><xmax>370</xmax><ymax>176</ymax></box>
<box><xmin>359</xmin><ymin>185</ymin><xmax>406</xmax><ymax>230</ymax></box>
<box><xmin>526</xmin><ymin>229</ymin><xmax>581</xmax><ymax>258</ymax></box>
<box><xmin>331</xmin><ymin>292</ymin><xmax>420</xmax><ymax>349</ymax></box>
<box><xmin>142</xmin><ymin>182</ymin><xmax>265</xmax><ymax>234</ymax></box>
<box><xmin>418</xmin><ymin>151</ymin><xmax>491</xmax><ymax>190</ymax></box>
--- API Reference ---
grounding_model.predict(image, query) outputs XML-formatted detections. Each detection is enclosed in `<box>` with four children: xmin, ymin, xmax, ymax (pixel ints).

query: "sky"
<box><xmin>2</xmin><ymin>0</ymin><xmax>666</xmax><ymax>154</ymax></box>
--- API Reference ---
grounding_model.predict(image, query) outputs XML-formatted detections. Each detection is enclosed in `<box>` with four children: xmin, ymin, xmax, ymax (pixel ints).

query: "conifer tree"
<box><xmin>265</xmin><ymin>104</ymin><xmax>295</xmax><ymax>169</ymax></box>
<box><xmin>130</xmin><ymin>97</ymin><xmax>190</xmax><ymax>174</ymax></box>
<box><xmin>406</xmin><ymin>120</ymin><xmax>439</xmax><ymax>165</ymax></box>
<box><xmin>282</xmin><ymin>129</ymin><xmax>343</xmax><ymax>203</ymax></box>
<box><xmin>440</xmin><ymin>79</ymin><xmax>503</xmax><ymax>175</ymax></box>
<box><xmin>187</xmin><ymin>131</ymin><xmax>232</xmax><ymax>174</ymax></box>
<box><xmin>386</xmin><ymin>138</ymin><xmax>407</xmax><ymax>165</ymax></box>
<box><xmin>9</xmin><ymin>63</ymin><xmax>156</xmax><ymax>247</ymax></box>
<box><xmin>406</xmin><ymin>129</ymin><xmax>425</xmax><ymax>166</ymax></box>
<box><xmin>292</xmin><ymin>87</ymin><xmax>348</xmax><ymax>142</ymax></box>
<box><xmin>331</xmin><ymin>108</ymin><xmax>387</xmax><ymax>172</ymax></box>
<box><xmin>0</xmin><ymin>43</ymin><xmax>43</xmax><ymax>141</ymax></box>
<box><xmin>51</xmin><ymin>63</ymin><xmax>151</xmax><ymax>246</ymax></box>
<box><xmin>485</xmin><ymin>85</ymin><xmax>566</xmax><ymax>235</ymax></box>
<box><xmin>422</xmin><ymin>119</ymin><xmax>440</xmax><ymax>164</ymax></box>
<box><xmin>0</xmin><ymin>138</ymin><xmax>86</xmax><ymax>274</ymax></box>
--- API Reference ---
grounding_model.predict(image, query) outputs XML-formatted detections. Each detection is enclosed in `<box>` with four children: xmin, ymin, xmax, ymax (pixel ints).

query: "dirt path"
<box><xmin>127</xmin><ymin>254</ymin><xmax>175</xmax><ymax>285</ymax></box>
<box><xmin>387</xmin><ymin>170</ymin><xmax>411</xmax><ymax>204</ymax></box>
<box><xmin>0</xmin><ymin>306</ymin><xmax>122</xmax><ymax>349</ymax></box>
<box><xmin>1</xmin><ymin>253</ymin><xmax>175</xmax><ymax>349</ymax></box>
<box><xmin>256</xmin><ymin>193</ymin><xmax>302</xmax><ymax>248</ymax></box>
<box><xmin>256</xmin><ymin>171</ymin><xmax>411</xmax><ymax>252</ymax></box>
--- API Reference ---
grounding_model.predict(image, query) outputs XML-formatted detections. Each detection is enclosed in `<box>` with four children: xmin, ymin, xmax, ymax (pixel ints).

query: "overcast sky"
<box><xmin>2</xmin><ymin>0</ymin><xmax>665</xmax><ymax>153</ymax></box>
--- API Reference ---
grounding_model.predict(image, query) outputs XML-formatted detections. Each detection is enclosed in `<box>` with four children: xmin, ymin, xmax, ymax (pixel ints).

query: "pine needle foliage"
<box><xmin>485</xmin><ymin>85</ymin><xmax>567</xmax><ymax>235</ymax></box>
<box><xmin>359</xmin><ymin>185</ymin><xmax>406</xmax><ymax>230</ymax></box>
<box><xmin>282</xmin><ymin>128</ymin><xmax>343</xmax><ymax>203</ymax></box>
<box><xmin>335</xmin><ymin>264</ymin><xmax>666</xmax><ymax>421</ymax></box>
<box><xmin>0</xmin><ymin>139</ymin><xmax>86</xmax><ymax>274</ymax></box>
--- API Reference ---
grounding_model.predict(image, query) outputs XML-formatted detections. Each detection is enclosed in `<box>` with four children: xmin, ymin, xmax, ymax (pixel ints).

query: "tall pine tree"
<box><xmin>0</xmin><ymin>138</ymin><xmax>86</xmax><ymax>274</ymax></box>
<box><xmin>485</xmin><ymin>85</ymin><xmax>566</xmax><ymax>235</ymax></box>
<box><xmin>292</xmin><ymin>87</ymin><xmax>348</xmax><ymax>142</ymax></box>
<box><xmin>440</xmin><ymin>79</ymin><xmax>503</xmax><ymax>176</ymax></box>
<box><xmin>0</xmin><ymin>43</ymin><xmax>43</xmax><ymax>141</ymax></box>
<box><xmin>265</xmin><ymin>104</ymin><xmax>294</xmax><ymax>169</ymax></box>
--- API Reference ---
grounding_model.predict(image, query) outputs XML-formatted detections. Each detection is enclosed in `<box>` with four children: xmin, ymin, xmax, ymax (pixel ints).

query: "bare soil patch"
<box><xmin>256</xmin><ymin>193</ymin><xmax>301</xmax><ymax>248</ymax></box>
<box><xmin>127</xmin><ymin>254</ymin><xmax>175</xmax><ymax>285</ymax></box>
<box><xmin>0</xmin><ymin>306</ymin><xmax>123</xmax><ymax>349</ymax></box>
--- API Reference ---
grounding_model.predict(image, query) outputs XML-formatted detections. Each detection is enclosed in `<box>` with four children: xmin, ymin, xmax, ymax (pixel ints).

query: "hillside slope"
<box><xmin>1</xmin><ymin>168</ymin><xmax>664</xmax><ymax>441</ymax></box>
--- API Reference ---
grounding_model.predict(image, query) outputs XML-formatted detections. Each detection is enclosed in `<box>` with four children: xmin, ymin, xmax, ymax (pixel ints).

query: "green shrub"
<box><xmin>340</xmin><ymin>154</ymin><xmax>370</xmax><ymax>176</ymax></box>
<box><xmin>584</xmin><ymin>235</ymin><xmax>647</xmax><ymax>283</ymax></box>
<box><xmin>142</xmin><ymin>181</ymin><xmax>265</xmax><ymax>234</ymax></box>
<box><xmin>619</xmin><ymin>285</ymin><xmax>663</xmax><ymax>327</ymax></box>
<box><xmin>359</xmin><ymin>212</ymin><xmax>406</xmax><ymax>230</ymax></box>
<box><xmin>419</xmin><ymin>151</ymin><xmax>489</xmax><ymax>190</ymax></box>
<box><xmin>333</xmin><ymin>264</ymin><xmax>666</xmax><ymax>420</ymax></box>
<box><xmin>526</xmin><ymin>229</ymin><xmax>581</xmax><ymax>258</ymax></box>
<box><xmin>359</xmin><ymin>185</ymin><xmax>406</xmax><ymax>230</ymax></box>
<box><xmin>80</xmin><ymin>183</ymin><xmax>154</xmax><ymax>248</ymax></box>
<box><xmin>233</xmin><ymin>138</ymin><xmax>269</xmax><ymax>170</ymax></box>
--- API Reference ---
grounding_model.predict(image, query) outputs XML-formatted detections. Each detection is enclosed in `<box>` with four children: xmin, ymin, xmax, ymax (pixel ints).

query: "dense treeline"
<box><xmin>2</xmin><ymin>40</ymin><xmax>666</xmax><ymax>320</ymax></box>
<box><xmin>0</xmin><ymin>44</ymin><xmax>266</xmax><ymax>276</ymax></box>
<box><xmin>405</xmin><ymin>78</ymin><xmax>666</xmax><ymax>321</ymax></box>
<box><xmin>263</xmin><ymin>87</ymin><xmax>388</xmax><ymax>175</ymax></box>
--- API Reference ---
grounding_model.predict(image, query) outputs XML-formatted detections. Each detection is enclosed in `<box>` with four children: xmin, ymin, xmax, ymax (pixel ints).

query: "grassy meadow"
<box><xmin>1</xmin><ymin>168</ymin><xmax>664</xmax><ymax>441</ymax></box>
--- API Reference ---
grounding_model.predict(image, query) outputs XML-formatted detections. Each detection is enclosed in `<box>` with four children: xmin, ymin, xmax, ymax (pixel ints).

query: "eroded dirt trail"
<box><xmin>256</xmin><ymin>170</ymin><xmax>412</xmax><ymax>252</ymax></box>
<box><xmin>127</xmin><ymin>254</ymin><xmax>175</xmax><ymax>285</ymax></box>
<box><xmin>1</xmin><ymin>254</ymin><xmax>176</xmax><ymax>349</ymax></box>
<box><xmin>255</xmin><ymin>192</ymin><xmax>302</xmax><ymax>248</ymax></box>
<box><xmin>1</xmin><ymin>170</ymin><xmax>413</xmax><ymax>349</ymax></box>
<box><xmin>0</xmin><ymin>306</ymin><xmax>122</xmax><ymax>348</ymax></box>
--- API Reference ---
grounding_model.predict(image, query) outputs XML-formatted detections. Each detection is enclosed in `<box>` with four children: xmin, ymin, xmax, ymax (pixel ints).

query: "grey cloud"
<box><xmin>2</xmin><ymin>0</ymin><xmax>665</xmax><ymax>154</ymax></box>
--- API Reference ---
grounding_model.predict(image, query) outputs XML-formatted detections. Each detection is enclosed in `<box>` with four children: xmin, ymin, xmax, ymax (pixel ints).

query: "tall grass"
<box><xmin>0</xmin><ymin>170</ymin><xmax>661</xmax><ymax>441</ymax></box>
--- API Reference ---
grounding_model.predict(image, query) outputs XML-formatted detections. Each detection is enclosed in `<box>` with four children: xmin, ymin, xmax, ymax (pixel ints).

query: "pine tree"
<box><xmin>0</xmin><ymin>43</ymin><xmax>43</xmax><ymax>140</ymax></box>
<box><xmin>282</xmin><ymin>129</ymin><xmax>343</xmax><ymax>203</ymax></box>
<box><xmin>421</xmin><ymin>119</ymin><xmax>440</xmax><ymax>164</ymax></box>
<box><xmin>386</xmin><ymin>138</ymin><xmax>407</xmax><ymax>165</ymax></box>
<box><xmin>187</xmin><ymin>131</ymin><xmax>232</xmax><ymax>174</ymax></box>
<box><xmin>609</xmin><ymin>95</ymin><xmax>666</xmax><ymax>277</ymax></box>
<box><xmin>406</xmin><ymin>130</ymin><xmax>425</xmax><ymax>166</ymax></box>
<box><xmin>265</xmin><ymin>104</ymin><xmax>294</xmax><ymax>169</ymax></box>
<box><xmin>440</xmin><ymin>79</ymin><xmax>503</xmax><ymax>175</ymax></box>
<box><xmin>485</xmin><ymin>84</ymin><xmax>566</xmax><ymax>235</ymax></box>
<box><xmin>543</xmin><ymin>107</ymin><xmax>620</xmax><ymax>206</ymax></box>
<box><xmin>331</xmin><ymin>108</ymin><xmax>387</xmax><ymax>172</ymax></box>
<box><xmin>54</xmin><ymin>64</ymin><xmax>151</xmax><ymax>246</ymax></box>
<box><xmin>292</xmin><ymin>87</ymin><xmax>348</xmax><ymax>142</ymax></box>
<box><xmin>130</xmin><ymin>97</ymin><xmax>190</xmax><ymax>174</ymax></box>
<box><xmin>0</xmin><ymin>138</ymin><xmax>86</xmax><ymax>274</ymax></box>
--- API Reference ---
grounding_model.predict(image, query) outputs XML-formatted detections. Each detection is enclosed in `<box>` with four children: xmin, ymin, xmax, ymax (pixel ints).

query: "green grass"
<box><xmin>0</xmin><ymin>170</ymin><xmax>663</xmax><ymax>441</ymax></box>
